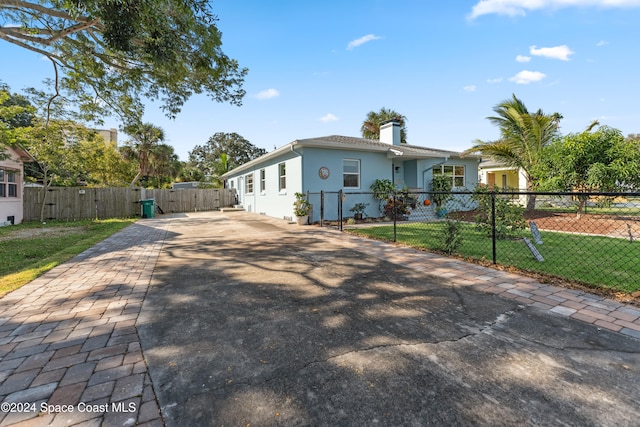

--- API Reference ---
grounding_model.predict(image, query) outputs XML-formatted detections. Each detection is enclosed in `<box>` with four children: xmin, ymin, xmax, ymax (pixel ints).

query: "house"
<box><xmin>221</xmin><ymin>121</ymin><xmax>481</xmax><ymax>222</ymax></box>
<box><xmin>0</xmin><ymin>145</ymin><xmax>34</xmax><ymax>225</ymax></box>
<box><xmin>478</xmin><ymin>159</ymin><xmax>527</xmax><ymax>191</ymax></box>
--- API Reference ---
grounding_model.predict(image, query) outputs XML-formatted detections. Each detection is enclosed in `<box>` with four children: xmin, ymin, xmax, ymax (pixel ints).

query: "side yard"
<box><xmin>0</xmin><ymin>219</ymin><xmax>135</xmax><ymax>295</ymax></box>
<box><xmin>337</xmin><ymin>191</ymin><xmax>640</xmax><ymax>304</ymax></box>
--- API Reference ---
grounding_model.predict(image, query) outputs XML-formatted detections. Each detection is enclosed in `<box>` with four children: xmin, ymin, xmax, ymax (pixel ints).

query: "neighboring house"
<box><xmin>478</xmin><ymin>159</ymin><xmax>530</xmax><ymax>206</ymax></box>
<box><xmin>478</xmin><ymin>159</ymin><xmax>527</xmax><ymax>191</ymax></box>
<box><xmin>221</xmin><ymin>121</ymin><xmax>481</xmax><ymax>222</ymax></box>
<box><xmin>0</xmin><ymin>145</ymin><xmax>34</xmax><ymax>225</ymax></box>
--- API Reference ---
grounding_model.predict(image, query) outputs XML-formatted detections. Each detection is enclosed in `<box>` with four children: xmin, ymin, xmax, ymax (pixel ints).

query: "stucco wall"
<box><xmin>300</xmin><ymin>147</ymin><xmax>393</xmax><ymax>221</ymax></box>
<box><xmin>418</xmin><ymin>158</ymin><xmax>480</xmax><ymax>191</ymax></box>
<box><xmin>226</xmin><ymin>150</ymin><xmax>302</xmax><ymax>220</ymax></box>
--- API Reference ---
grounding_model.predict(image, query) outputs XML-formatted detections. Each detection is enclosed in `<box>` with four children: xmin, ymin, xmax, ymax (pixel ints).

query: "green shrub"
<box><xmin>472</xmin><ymin>186</ymin><xmax>526</xmax><ymax>239</ymax></box>
<box><xmin>440</xmin><ymin>219</ymin><xmax>463</xmax><ymax>254</ymax></box>
<box><xmin>432</xmin><ymin>175</ymin><xmax>453</xmax><ymax>208</ymax></box>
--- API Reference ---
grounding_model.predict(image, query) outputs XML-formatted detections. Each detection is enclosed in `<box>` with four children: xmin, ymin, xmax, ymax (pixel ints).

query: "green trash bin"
<box><xmin>140</xmin><ymin>199</ymin><xmax>155</xmax><ymax>219</ymax></box>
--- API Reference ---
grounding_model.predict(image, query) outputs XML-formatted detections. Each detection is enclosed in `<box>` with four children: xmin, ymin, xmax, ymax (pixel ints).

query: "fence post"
<box><xmin>338</xmin><ymin>190</ymin><xmax>343</xmax><ymax>231</ymax></box>
<box><xmin>393</xmin><ymin>191</ymin><xmax>397</xmax><ymax>242</ymax></box>
<box><xmin>320</xmin><ymin>190</ymin><xmax>324</xmax><ymax>227</ymax></box>
<box><xmin>491</xmin><ymin>190</ymin><xmax>497</xmax><ymax>264</ymax></box>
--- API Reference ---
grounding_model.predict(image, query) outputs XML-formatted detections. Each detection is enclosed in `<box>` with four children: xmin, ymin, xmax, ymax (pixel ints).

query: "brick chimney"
<box><xmin>380</xmin><ymin>119</ymin><xmax>401</xmax><ymax>145</ymax></box>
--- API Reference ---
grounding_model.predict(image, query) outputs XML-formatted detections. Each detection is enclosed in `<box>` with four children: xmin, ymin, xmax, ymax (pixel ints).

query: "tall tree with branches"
<box><xmin>464</xmin><ymin>94</ymin><xmax>560</xmax><ymax>211</ymax></box>
<box><xmin>188</xmin><ymin>132</ymin><xmax>266</xmax><ymax>177</ymax></box>
<box><xmin>0</xmin><ymin>0</ymin><xmax>247</xmax><ymax>123</ymax></box>
<box><xmin>360</xmin><ymin>107</ymin><xmax>407</xmax><ymax>143</ymax></box>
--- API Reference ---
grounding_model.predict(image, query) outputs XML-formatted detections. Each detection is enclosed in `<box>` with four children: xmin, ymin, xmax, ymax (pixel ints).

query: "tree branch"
<box><xmin>48</xmin><ymin>18</ymin><xmax>101</xmax><ymax>44</ymax></box>
<box><xmin>0</xmin><ymin>28</ymin><xmax>68</xmax><ymax>66</ymax></box>
<box><xmin>45</xmin><ymin>59</ymin><xmax>60</xmax><ymax>124</ymax></box>
<box><xmin>0</xmin><ymin>0</ymin><xmax>89</xmax><ymax>22</ymax></box>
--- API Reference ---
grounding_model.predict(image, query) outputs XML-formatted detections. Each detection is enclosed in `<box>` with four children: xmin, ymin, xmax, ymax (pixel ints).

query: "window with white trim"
<box><xmin>0</xmin><ymin>169</ymin><xmax>18</xmax><ymax>198</ymax></box>
<box><xmin>245</xmin><ymin>173</ymin><xmax>254</xmax><ymax>194</ymax></box>
<box><xmin>433</xmin><ymin>165</ymin><xmax>465</xmax><ymax>188</ymax></box>
<box><xmin>260</xmin><ymin>169</ymin><xmax>266</xmax><ymax>192</ymax></box>
<box><xmin>278</xmin><ymin>163</ymin><xmax>286</xmax><ymax>191</ymax></box>
<box><xmin>343</xmin><ymin>159</ymin><xmax>360</xmax><ymax>188</ymax></box>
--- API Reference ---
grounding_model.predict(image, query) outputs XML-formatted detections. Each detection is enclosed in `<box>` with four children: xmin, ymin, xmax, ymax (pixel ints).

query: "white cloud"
<box><xmin>319</xmin><ymin>113</ymin><xmax>339</xmax><ymax>123</ymax></box>
<box><xmin>487</xmin><ymin>77</ymin><xmax>504</xmax><ymax>84</ymax></box>
<box><xmin>463</xmin><ymin>85</ymin><xmax>477</xmax><ymax>92</ymax></box>
<box><xmin>596</xmin><ymin>40</ymin><xmax>608</xmax><ymax>46</ymax></box>
<box><xmin>530</xmin><ymin>45</ymin><xmax>574</xmax><ymax>61</ymax></box>
<box><xmin>468</xmin><ymin>0</ymin><xmax>640</xmax><ymax>20</ymax></box>
<box><xmin>509</xmin><ymin>70</ymin><xmax>547</xmax><ymax>84</ymax></box>
<box><xmin>347</xmin><ymin>34</ymin><xmax>382</xmax><ymax>50</ymax></box>
<box><xmin>516</xmin><ymin>55</ymin><xmax>531</xmax><ymax>63</ymax></box>
<box><xmin>256</xmin><ymin>88</ymin><xmax>280</xmax><ymax>100</ymax></box>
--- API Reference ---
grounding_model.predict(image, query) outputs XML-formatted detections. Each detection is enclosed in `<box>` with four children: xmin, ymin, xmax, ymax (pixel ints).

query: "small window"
<box><xmin>278</xmin><ymin>163</ymin><xmax>286</xmax><ymax>191</ymax></box>
<box><xmin>343</xmin><ymin>159</ymin><xmax>360</xmax><ymax>188</ymax></box>
<box><xmin>245</xmin><ymin>173</ymin><xmax>254</xmax><ymax>194</ymax></box>
<box><xmin>0</xmin><ymin>169</ymin><xmax>18</xmax><ymax>198</ymax></box>
<box><xmin>260</xmin><ymin>169</ymin><xmax>266</xmax><ymax>192</ymax></box>
<box><xmin>433</xmin><ymin>165</ymin><xmax>465</xmax><ymax>188</ymax></box>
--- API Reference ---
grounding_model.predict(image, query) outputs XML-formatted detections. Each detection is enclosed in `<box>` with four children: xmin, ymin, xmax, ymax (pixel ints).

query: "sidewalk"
<box><xmin>0</xmin><ymin>219</ymin><xmax>170</xmax><ymax>426</ymax></box>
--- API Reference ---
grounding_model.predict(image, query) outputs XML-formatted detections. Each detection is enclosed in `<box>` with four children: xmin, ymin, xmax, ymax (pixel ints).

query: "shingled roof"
<box><xmin>221</xmin><ymin>134</ymin><xmax>477</xmax><ymax>178</ymax></box>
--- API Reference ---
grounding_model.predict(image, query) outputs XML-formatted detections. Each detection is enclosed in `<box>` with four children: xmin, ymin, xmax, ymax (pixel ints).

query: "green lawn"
<box><xmin>348</xmin><ymin>222</ymin><xmax>640</xmax><ymax>294</ymax></box>
<box><xmin>0</xmin><ymin>219</ymin><xmax>135</xmax><ymax>296</ymax></box>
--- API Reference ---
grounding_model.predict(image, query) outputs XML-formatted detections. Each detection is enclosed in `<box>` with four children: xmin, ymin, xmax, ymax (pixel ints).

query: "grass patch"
<box><xmin>0</xmin><ymin>219</ymin><xmax>135</xmax><ymax>296</ymax></box>
<box><xmin>348</xmin><ymin>222</ymin><xmax>640</xmax><ymax>294</ymax></box>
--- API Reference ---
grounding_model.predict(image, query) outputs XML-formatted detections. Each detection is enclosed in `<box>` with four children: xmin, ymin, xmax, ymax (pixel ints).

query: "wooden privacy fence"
<box><xmin>23</xmin><ymin>187</ymin><xmax>238</xmax><ymax>221</ymax></box>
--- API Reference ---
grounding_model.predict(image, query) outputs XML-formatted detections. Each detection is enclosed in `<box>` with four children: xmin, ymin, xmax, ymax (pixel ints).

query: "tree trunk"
<box><xmin>525</xmin><ymin>179</ymin><xmax>537</xmax><ymax>212</ymax></box>
<box><xmin>525</xmin><ymin>193</ymin><xmax>537</xmax><ymax>211</ymax></box>
<box><xmin>576</xmin><ymin>196</ymin><xmax>587</xmax><ymax>219</ymax></box>
<box><xmin>130</xmin><ymin>170</ymin><xmax>142</xmax><ymax>187</ymax></box>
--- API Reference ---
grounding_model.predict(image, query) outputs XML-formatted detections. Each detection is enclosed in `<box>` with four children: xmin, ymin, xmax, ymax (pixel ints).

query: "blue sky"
<box><xmin>1</xmin><ymin>0</ymin><xmax>640</xmax><ymax>161</ymax></box>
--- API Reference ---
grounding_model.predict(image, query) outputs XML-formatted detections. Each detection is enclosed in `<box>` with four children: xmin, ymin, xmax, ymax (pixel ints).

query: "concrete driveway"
<box><xmin>136</xmin><ymin>211</ymin><xmax>640</xmax><ymax>426</ymax></box>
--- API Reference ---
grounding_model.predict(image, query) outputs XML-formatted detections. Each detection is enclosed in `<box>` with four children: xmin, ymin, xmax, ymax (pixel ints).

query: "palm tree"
<box><xmin>148</xmin><ymin>143</ymin><xmax>180</xmax><ymax>187</ymax></box>
<box><xmin>361</xmin><ymin>107</ymin><xmax>408</xmax><ymax>143</ymax></box>
<box><xmin>123</xmin><ymin>122</ymin><xmax>166</xmax><ymax>187</ymax></box>
<box><xmin>464</xmin><ymin>94</ymin><xmax>560</xmax><ymax>211</ymax></box>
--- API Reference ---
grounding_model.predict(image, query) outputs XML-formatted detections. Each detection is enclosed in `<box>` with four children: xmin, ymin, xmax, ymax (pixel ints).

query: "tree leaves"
<box><xmin>0</xmin><ymin>0</ymin><xmax>247</xmax><ymax>123</ymax></box>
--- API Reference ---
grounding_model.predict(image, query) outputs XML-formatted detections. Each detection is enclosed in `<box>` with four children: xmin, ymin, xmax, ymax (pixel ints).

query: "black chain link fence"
<box><xmin>309</xmin><ymin>189</ymin><xmax>640</xmax><ymax>294</ymax></box>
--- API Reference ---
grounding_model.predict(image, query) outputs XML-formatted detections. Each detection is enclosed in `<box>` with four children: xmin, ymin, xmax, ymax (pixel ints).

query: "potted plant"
<box><xmin>349</xmin><ymin>202</ymin><xmax>369</xmax><ymax>220</ymax></box>
<box><xmin>383</xmin><ymin>197</ymin><xmax>409</xmax><ymax>220</ymax></box>
<box><xmin>370</xmin><ymin>179</ymin><xmax>395</xmax><ymax>215</ymax></box>
<box><xmin>399</xmin><ymin>187</ymin><xmax>417</xmax><ymax>209</ymax></box>
<box><xmin>293</xmin><ymin>192</ymin><xmax>311</xmax><ymax>225</ymax></box>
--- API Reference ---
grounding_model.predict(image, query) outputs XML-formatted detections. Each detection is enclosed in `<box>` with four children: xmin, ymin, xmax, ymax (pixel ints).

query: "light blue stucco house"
<box><xmin>221</xmin><ymin>121</ymin><xmax>480</xmax><ymax>222</ymax></box>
